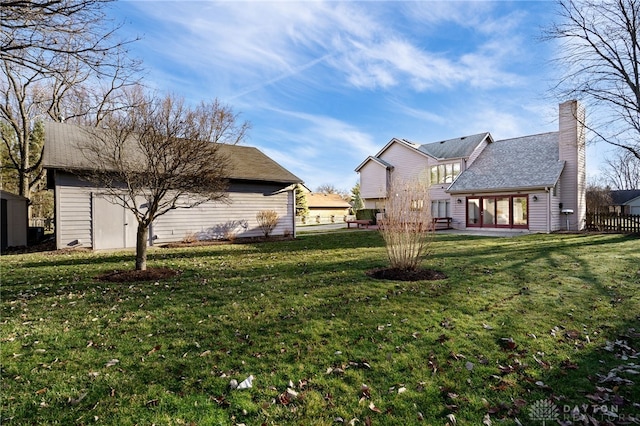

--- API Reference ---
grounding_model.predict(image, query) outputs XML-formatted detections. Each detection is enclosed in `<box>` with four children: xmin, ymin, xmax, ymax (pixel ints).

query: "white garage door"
<box><xmin>93</xmin><ymin>195</ymin><xmax>138</xmax><ymax>250</ymax></box>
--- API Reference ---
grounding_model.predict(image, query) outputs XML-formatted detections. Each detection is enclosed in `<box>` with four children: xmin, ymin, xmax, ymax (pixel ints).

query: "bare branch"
<box><xmin>545</xmin><ymin>0</ymin><xmax>640</xmax><ymax>159</ymax></box>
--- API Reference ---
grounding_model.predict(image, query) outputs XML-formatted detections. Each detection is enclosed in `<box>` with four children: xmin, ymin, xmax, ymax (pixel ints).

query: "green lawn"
<box><xmin>1</xmin><ymin>232</ymin><xmax>639</xmax><ymax>425</ymax></box>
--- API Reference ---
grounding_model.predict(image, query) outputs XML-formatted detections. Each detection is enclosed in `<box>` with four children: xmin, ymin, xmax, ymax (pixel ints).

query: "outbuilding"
<box><xmin>43</xmin><ymin>122</ymin><xmax>302</xmax><ymax>249</ymax></box>
<box><xmin>1</xmin><ymin>190</ymin><xmax>28</xmax><ymax>251</ymax></box>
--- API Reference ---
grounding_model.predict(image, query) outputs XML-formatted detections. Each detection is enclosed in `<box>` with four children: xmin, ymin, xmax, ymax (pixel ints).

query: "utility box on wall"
<box><xmin>1</xmin><ymin>190</ymin><xmax>28</xmax><ymax>251</ymax></box>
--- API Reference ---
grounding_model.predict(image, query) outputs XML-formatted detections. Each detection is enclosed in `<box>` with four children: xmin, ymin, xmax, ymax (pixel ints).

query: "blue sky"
<box><xmin>110</xmin><ymin>0</ymin><xmax>608</xmax><ymax>192</ymax></box>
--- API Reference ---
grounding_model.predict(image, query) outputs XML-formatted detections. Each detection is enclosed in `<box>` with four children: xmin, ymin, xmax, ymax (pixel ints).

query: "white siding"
<box><xmin>359</xmin><ymin>161</ymin><xmax>388</xmax><ymax>200</ymax></box>
<box><xmin>55</xmin><ymin>172</ymin><xmax>93</xmax><ymax>248</ymax></box>
<box><xmin>152</xmin><ymin>183</ymin><xmax>294</xmax><ymax>244</ymax></box>
<box><xmin>379</xmin><ymin>143</ymin><xmax>430</xmax><ymax>182</ymax></box>
<box><xmin>54</xmin><ymin>172</ymin><xmax>295</xmax><ymax>249</ymax></box>
<box><xmin>558</xmin><ymin>100</ymin><xmax>586</xmax><ymax>230</ymax></box>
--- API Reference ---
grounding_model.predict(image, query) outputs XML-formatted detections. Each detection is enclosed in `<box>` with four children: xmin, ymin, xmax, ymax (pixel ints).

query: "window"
<box><xmin>467</xmin><ymin>195</ymin><xmax>528</xmax><ymax>228</ymax></box>
<box><xmin>430</xmin><ymin>163</ymin><xmax>461</xmax><ymax>184</ymax></box>
<box><xmin>431</xmin><ymin>200</ymin><xmax>450</xmax><ymax>218</ymax></box>
<box><xmin>411</xmin><ymin>199</ymin><xmax>425</xmax><ymax>211</ymax></box>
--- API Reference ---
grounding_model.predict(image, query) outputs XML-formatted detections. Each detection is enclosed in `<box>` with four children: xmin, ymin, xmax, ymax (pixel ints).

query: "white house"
<box><xmin>43</xmin><ymin>122</ymin><xmax>302</xmax><ymax>249</ymax></box>
<box><xmin>355</xmin><ymin>101</ymin><xmax>586</xmax><ymax>233</ymax></box>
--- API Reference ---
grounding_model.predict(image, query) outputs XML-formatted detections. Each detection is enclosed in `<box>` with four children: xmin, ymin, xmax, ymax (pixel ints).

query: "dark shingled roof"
<box><xmin>610</xmin><ymin>190</ymin><xmax>640</xmax><ymax>205</ymax></box>
<box><xmin>448</xmin><ymin>132</ymin><xmax>565</xmax><ymax>193</ymax></box>
<box><xmin>414</xmin><ymin>132</ymin><xmax>490</xmax><ymax>160</ymax></box>
<box><xmin>43</xmin><ymin>121</ymin><xmax>301</xmax><ymax>184</ymax></box>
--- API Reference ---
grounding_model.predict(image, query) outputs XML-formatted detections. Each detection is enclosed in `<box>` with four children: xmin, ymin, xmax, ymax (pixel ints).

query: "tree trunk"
<box><xmin>135</xmin><ymin>224</ymin><xmax>149</xmax><ymax>271</ymax></box>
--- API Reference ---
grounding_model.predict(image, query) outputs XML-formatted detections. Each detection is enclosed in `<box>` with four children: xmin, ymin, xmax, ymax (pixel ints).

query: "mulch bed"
<box><xmin>161</xmin><ymin>235</ymin><xmax>294</xmax><ymax>248</ymax></box>
<box><xmin>366</xmin><ymin>267</ymin><xmax>447</xmax><ymax>282</ymax></box>
<box><xmin>96</xmin><ymin>267</ymin><xmax>180</xmax><ymax>282</ymax></box>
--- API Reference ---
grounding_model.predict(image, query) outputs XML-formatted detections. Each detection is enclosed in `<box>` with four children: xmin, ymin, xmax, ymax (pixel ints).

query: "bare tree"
<box><xmin>316</xmin><ymin>183</ymin><xmax>350</xmax><ymax>201</ymax></box>
<box><xmin>1</xmin><ymin>0</ymin><xmax>141</xmax><ymax>205</ymax></box>
<box><xmin>379</xmin><ymin>177</ymin><xmax>433</xmax><ymax>271</ymax></box>
<box><xmin>546</xmin><ymin>0</ymin><xmax>640</xmax><ymax>160</ymax></box>
<box><xmin>79</xmin><ymin>93</ymin><xmax>250</xmax><ymax>271</ymax></box>
<box><xmin>586</xmin><ymin>183</ymin><xmax>613</xmax><ymax>212</ymax></box>
<box><xmin>601</xmin><ymin>149</ymin><xmax>640</xmax><ymax>189</ymax></box>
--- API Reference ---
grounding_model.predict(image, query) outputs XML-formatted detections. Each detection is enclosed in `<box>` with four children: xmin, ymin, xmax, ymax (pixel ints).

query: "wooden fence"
<box><xmin>586</xmin><ymin>212</ymin><xmax>640</xmax><ymax>233</ymax></box>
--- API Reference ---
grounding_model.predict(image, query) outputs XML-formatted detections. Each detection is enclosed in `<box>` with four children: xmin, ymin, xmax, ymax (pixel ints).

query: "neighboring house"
<box><xmin>305</xmin><ymin>192</ymin><xmax>352</xmax><ymax>223</ymax></box>
<box><xmin>610</xmin><ymin>190</ymin><xmax>640</xmax><ymax>215</ymax></box>
<box><xmin>0</xmin><ymin>190</ymin><xmax>28</xmax><ymax>251</ymax></box>
<box><xmin>356</xmin><ymin>101</ymin><xmax>586</xmax><ymax>233</ymax></box>
<box><xmin>43</xmin><ymin>122</ymin><xmax>302</xmax><ymax>250</ymax></box>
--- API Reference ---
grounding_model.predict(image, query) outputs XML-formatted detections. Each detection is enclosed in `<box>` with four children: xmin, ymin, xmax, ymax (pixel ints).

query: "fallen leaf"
<box><xmin>105</xmin><ymin>359</ymin><xmax>119</xmax><ymax>368</ymax></box>
<box><xmin>482</xmin><ymin>413</ymin><xmax>492</xmax><ymax>425</ymax></box>
<box><xmin>446</xmin><ymin>413</ymin><xmax>457</xmax><ymax>425</ymax></box>
<box><xmin>368</xmin><ymin>401</ymin><xmax>382</xmax><ymax>413</ymax></box>
<box><xmin>35</xmin><ymin>388</ymin><xmax>47</xmax><ymax>395</ymax></box>
<box><xmin>147</xmin><ymin>345</ymin><xmax>161</xmax><ymax>355</ymax></box>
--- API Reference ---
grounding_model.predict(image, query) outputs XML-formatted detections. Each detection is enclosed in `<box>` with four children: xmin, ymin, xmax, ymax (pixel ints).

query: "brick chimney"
<box><xmin>558</xmin><ymin>100</ymin><xmax>586</xmax><ymax>230</ymax></box>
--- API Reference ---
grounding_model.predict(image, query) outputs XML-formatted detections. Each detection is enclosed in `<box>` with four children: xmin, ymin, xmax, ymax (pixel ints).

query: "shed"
<box><xmin>1</xmin><ymin>190</ymin><xmax>28</xmax><ymax>251</ymax></box>
<box><xmin>43</xmin><ymin>122</ymin><xmax>302</xmax><ymax>249</ymax></box>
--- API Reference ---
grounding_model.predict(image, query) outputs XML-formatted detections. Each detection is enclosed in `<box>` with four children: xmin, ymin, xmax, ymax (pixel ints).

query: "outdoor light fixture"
<box><xmin>457</xmin><ymin>198</ymin><xmax>462</xmax><ymax>204</ymax></box>
<box><xmin>532</xmin><ymin>195</ymin><xmax>538</xmax><ymax>201</ymax></box>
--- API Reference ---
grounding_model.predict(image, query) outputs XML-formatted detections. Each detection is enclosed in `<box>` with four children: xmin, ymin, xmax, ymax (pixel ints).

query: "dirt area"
<box><xmin>366</xmin><ymin>267</ymin><xmax>447</xmax><ymax>282</ymax></box>
<box><xmin>96</xmin><ymin>267</ymin><xmax>180</xmax><ymax>282</ymax></box>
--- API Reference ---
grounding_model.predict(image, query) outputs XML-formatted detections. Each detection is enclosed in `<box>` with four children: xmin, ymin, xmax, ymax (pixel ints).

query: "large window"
<box><xmin>430</xmin><ymin>163</ymin><xmax>461</xmax><ymax>184</ymax></box>
<box><xmin>467</xmin><ymin>195</ymin><xmax>528</xmax><ymax>228</ymax></box>
<box><xmin>431</xmin><ymin>200</ymin><xmax>450</xmax><ymax>218</ymax></box>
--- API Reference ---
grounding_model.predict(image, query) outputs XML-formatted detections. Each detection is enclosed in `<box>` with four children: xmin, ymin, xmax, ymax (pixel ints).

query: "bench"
<box><xmin>432</xmin><ymin>217</ymin><xmax>452</xmax><ymax>230</ymax></box>
<box><xmin>377</xmin><ymin>218</ymin><xmax>452</xmax><ymax>231</ymax></box>
<box><xmin>346</xmin><ymin>219</ymin><xmax>372</xmax><ymax>229</ymax></box>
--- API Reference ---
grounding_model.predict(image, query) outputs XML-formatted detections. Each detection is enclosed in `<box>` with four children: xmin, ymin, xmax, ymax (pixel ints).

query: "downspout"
<box><xmin>293</xmin><ymin>186</ymin><xmax>297</xmax><ymax>239</ymax></box>
<box><xmin>546</xmin><ymin>187</ymin><xmax>551</xmax><ymax>234</ymax></box>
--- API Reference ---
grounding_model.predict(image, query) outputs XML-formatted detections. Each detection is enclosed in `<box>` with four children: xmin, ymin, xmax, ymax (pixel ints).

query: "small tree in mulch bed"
<box><xmin>373</xmin><ymin>177</ymin><xmax>443</xmax><ymax>281</ymax></box>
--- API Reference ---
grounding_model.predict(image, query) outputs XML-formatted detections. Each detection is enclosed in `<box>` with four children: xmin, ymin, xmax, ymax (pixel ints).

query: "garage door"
<box><xmin>93</xmin><ymin>195</ymin><xmax>138</xmax><ymax>250</ymax></box>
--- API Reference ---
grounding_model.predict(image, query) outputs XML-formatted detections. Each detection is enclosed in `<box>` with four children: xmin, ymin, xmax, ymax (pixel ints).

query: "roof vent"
<box><xmin>460</xmin><ymin>136</ymin><xmax>466</xmax><ymax>140</ymax></box>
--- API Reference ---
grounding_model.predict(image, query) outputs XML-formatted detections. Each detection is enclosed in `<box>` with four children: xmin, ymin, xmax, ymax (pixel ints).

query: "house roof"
<box><xmin>448</xmin><ymin>132</ymin><xmax>565</xmax><ymax>194</ymax></box>
<box><xmin>306</xmin><ymin>193</ymin><xmax>352</xmax><ymax>209</ymax></box>
<box><xmin>0</xmin><ymin>190</ymin><xmax>29</xmax><ymax>202</ymax></box>
<box><xmin>355</xmin><ymin>133</ymin><xmax>490</xmax><ymax>173</ymax></box>
<box><xmin>415</xmin><ymin>132</ymin><xmax>492</xmax><ymax>160</ymax></box>
<box><xmin>43</xmin><ymin>121</ymin><xmax>302</xmax><ymax>184</ymax></box>
<box><xmin>354</xmin><ymin>155</ymin><xmax>394</xmax><ymax>172</ymax></box>
<box><xmin>610</xmin><ymin>190</ymin><xmax>640</xmax><ymax>205</ymax></box>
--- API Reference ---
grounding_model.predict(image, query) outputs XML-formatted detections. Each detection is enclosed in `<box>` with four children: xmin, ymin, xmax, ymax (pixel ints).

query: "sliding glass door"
<box><xmin>466</xmin><ymin>195</ymin><xmax>528</xmax><ymax>229</ymax></box>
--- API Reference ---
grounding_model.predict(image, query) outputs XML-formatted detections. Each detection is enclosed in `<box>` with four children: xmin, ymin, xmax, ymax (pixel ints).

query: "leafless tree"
<box><xmin>79</xmin><ymin>93</ymin><xmax>250</xmax><ymax>271</ymax></box>
<box><xmin>316</xmin><ymin>183</ymin><xmax>350</xmax><ymax>201</ymax></box>
<box><xmin>601</xmin><ymin>149</ymin><xmax>640</xmax><ymax>189</ymax></box>
<box><xmin>545</xmin><ymin>0</ymin><xmax>640</xmax><ymax>160</ymax></box>
<box><xmin>1</xmin><ymin>0</ymin><xmax>141</xmax><ymax>205</ymax></box>
<box><xmin>379</xmin><ymin>177</ymin><xmax>433</xmax><ymax>271</ymax></box>
<box><xmin>586</xmin><ymin>183</ymin><xmax>613</xmax><ymax>213</ymax></box>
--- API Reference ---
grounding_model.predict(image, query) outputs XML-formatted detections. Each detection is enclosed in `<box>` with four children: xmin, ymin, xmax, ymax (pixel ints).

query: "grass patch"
<box><xmin>1</xmin><ymin>232</ymin><xmax>639</xmax><ymax>425</ymax></box>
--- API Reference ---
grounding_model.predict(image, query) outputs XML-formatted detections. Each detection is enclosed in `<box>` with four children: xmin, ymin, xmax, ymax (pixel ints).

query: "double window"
<box><xmin>467</xmin><ymin>195</ymin><xmax>528</xmax><ymax>228</ymax></box>
<box><xmin>430</xmin><ymin>163</ymin><xmax>461</xmax><ymax>184</ymax></box>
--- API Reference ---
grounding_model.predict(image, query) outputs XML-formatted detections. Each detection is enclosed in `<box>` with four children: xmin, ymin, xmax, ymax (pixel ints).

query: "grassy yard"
<box><xmin>1</xmin><ymin>232</ymin><xmax>639</xmax><ymax>425</ymax></box>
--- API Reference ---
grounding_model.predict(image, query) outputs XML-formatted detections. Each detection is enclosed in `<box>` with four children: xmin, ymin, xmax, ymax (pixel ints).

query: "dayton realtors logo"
<box><xmin>529</xmin><ymin>399</ymin><xmax>560</xmax><ymax>425</ymax></box>
<box><xmin>528</xmin><ymin>399</ymin><xmax>630</xmax><ymax>424</ymax></box>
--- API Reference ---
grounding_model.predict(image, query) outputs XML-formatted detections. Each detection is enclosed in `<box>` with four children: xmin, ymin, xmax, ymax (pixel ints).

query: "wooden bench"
<box><xmin>346</xmin><ymin>219</ymin><xmax>372</xmax><ymax>229</ymax></box>
<box><xmin>432</xmin><ymin>217</ymin><xmax>452</xmax><ymax>230</ymax></box>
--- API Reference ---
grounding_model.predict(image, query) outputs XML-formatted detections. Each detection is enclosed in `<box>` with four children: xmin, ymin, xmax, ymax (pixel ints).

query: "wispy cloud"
<box><xmin>123</xmin><ymin>1</ymin><xmax>531</xmax><ymax>97</ymax></box>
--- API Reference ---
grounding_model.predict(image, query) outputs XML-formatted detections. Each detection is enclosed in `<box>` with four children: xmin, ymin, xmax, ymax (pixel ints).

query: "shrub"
<box><xmin>356</xmin><ymin>208</ymin><xmax>380</xmax><ymax>224</ymax></box>
<box><xmin>256</xmin><ymin>210</ymin><xmax>279</xmax><ymax>237</ymax></box>
<box><xmin>379</xmin><ymin>178</ymin><xmax>433</xmax><ymax>271</ymax></box>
